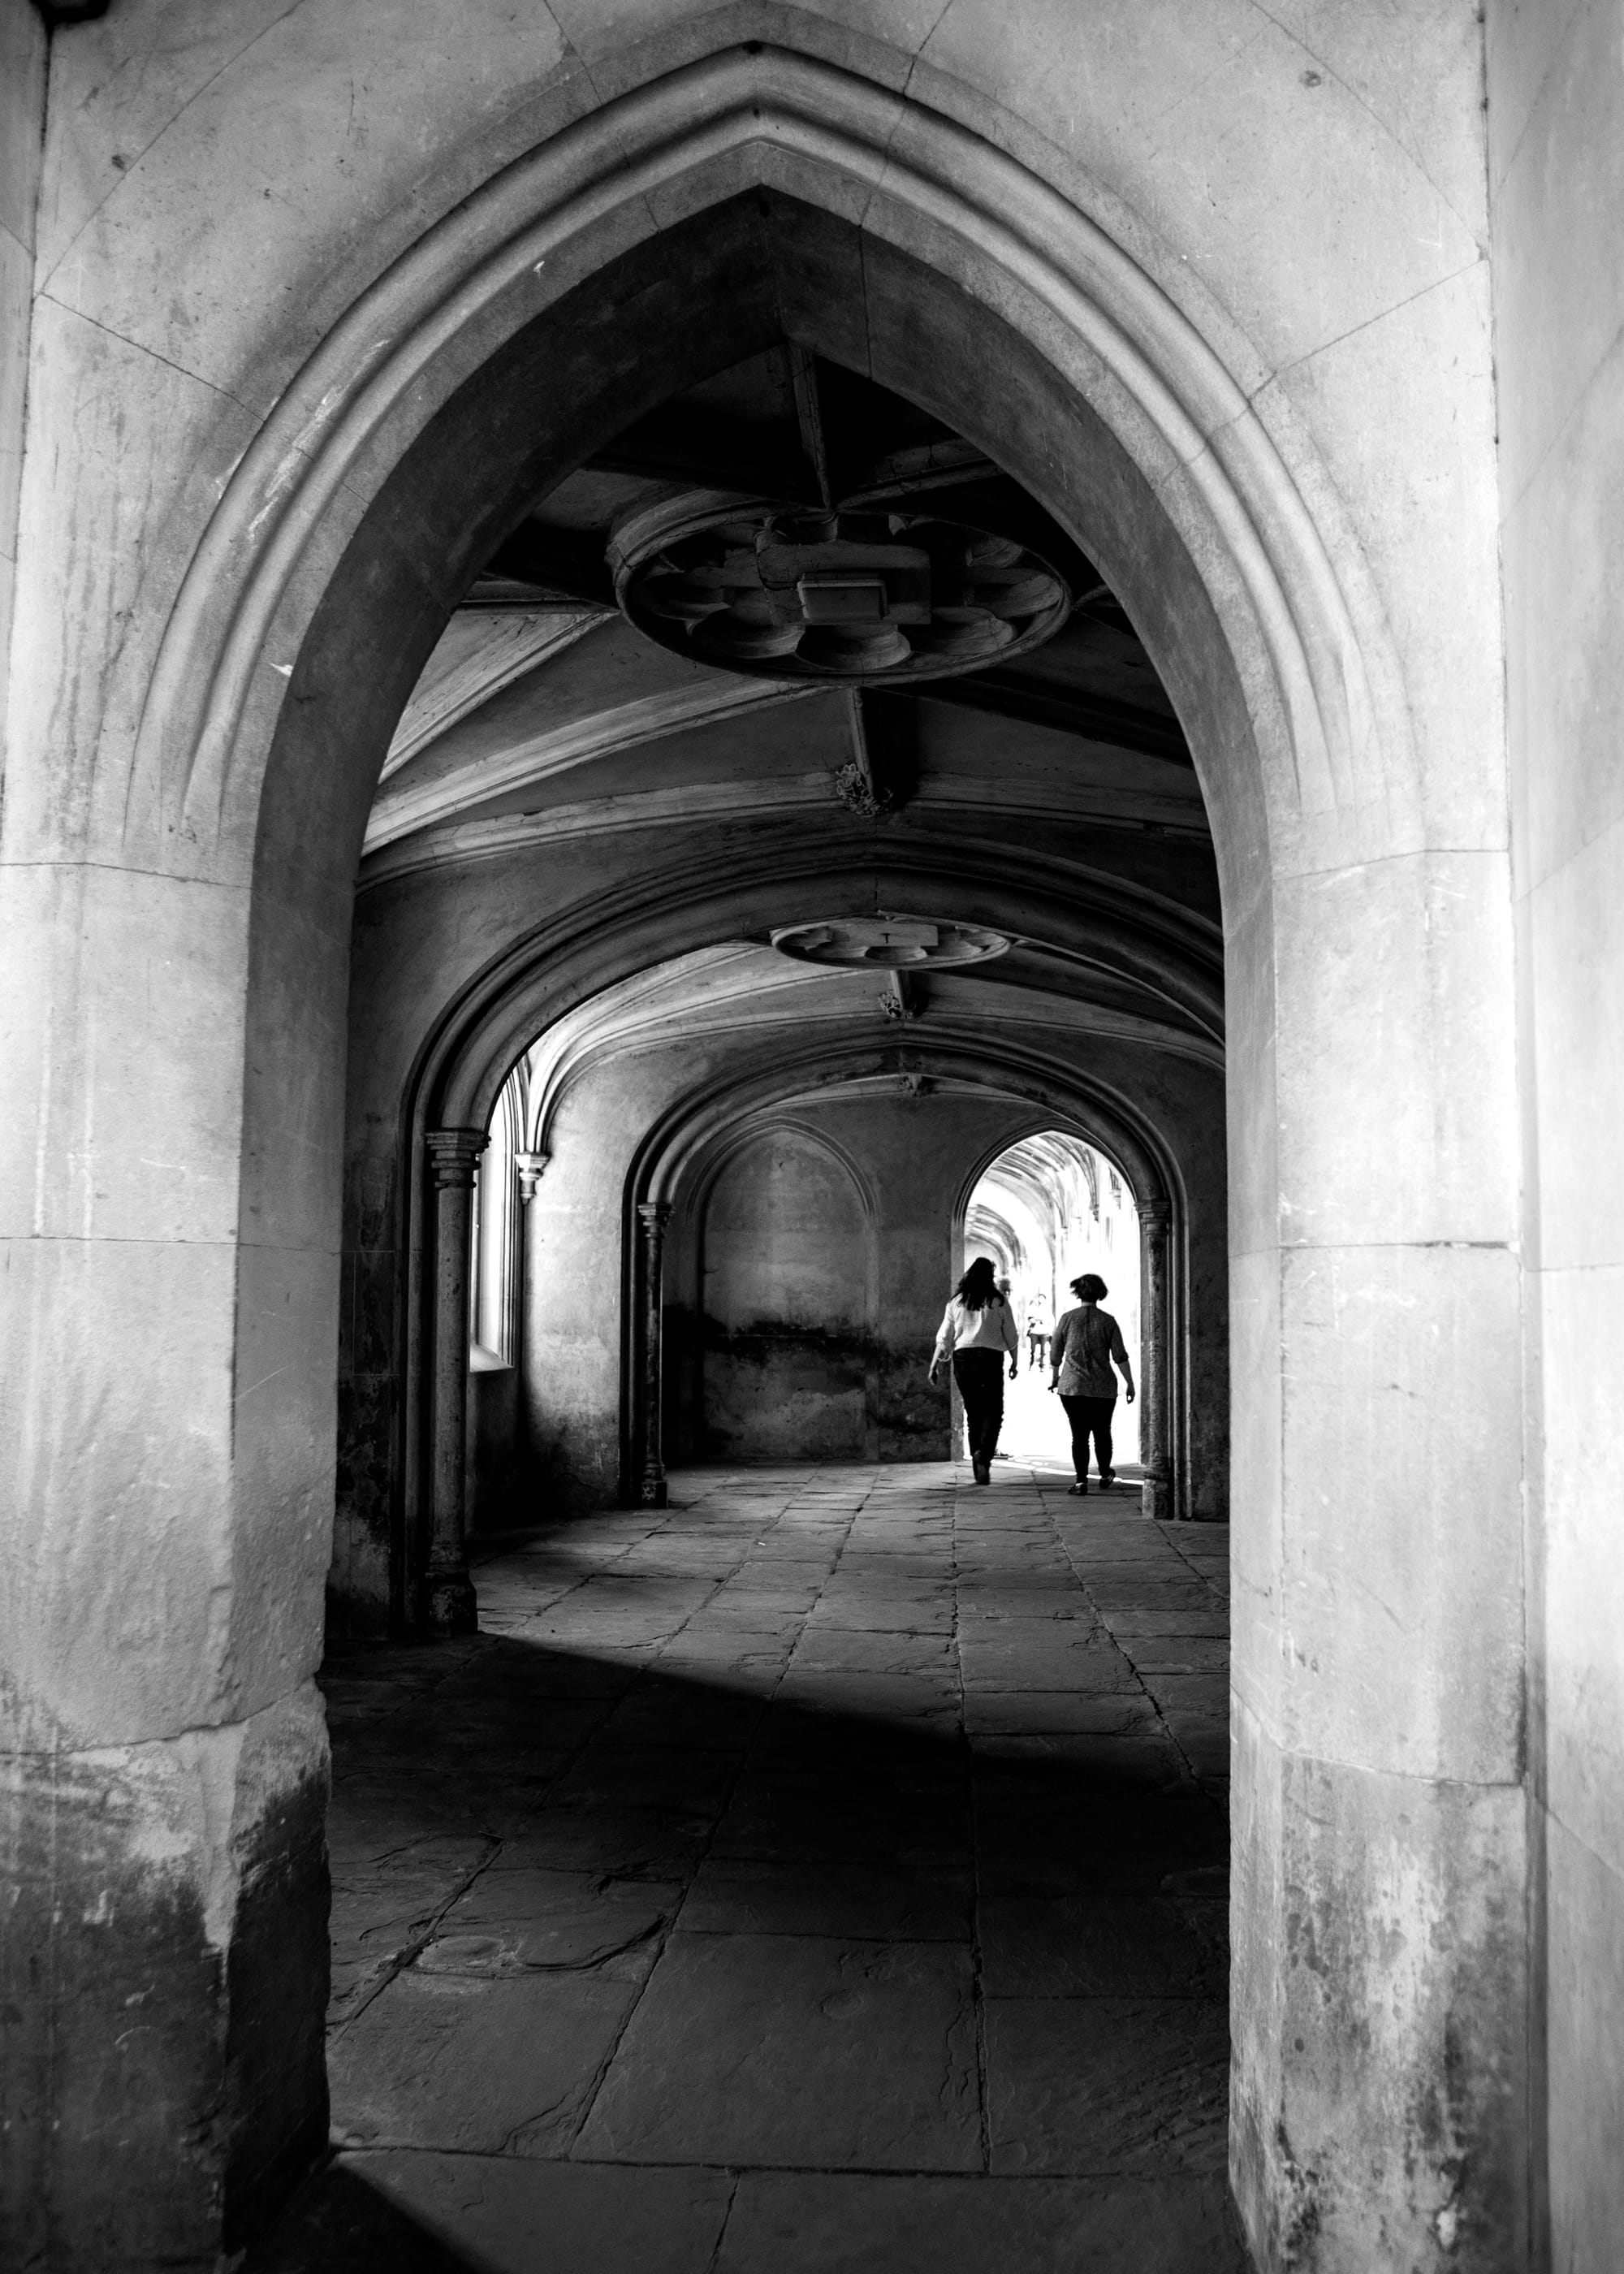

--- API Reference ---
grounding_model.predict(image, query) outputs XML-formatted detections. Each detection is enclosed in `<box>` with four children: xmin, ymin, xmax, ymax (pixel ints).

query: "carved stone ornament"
<box><xmin>770</xmin><ymin>915</ymin><xmax>1010</xmax><ymax>970</ymax></box>
<box><xmin>426</xmin><ymin>1126</ymin><xmax>488</xmax><ymax>1188</ymax></box>
<box><xmin>608</xmin><ymin>490</ymin><xmax>1070</xmax><ymax>685</ymax></box>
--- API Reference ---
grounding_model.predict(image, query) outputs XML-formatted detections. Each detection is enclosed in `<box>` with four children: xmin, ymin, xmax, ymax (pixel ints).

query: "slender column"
<box><xmin>1138</xmin><ymin>1198</ymin><xmax>1176</xmax><ymax>1521</ymax></box>
<box><xmin>636</xmin><ymin>1200</ymin><xmax>672</xmax><ymax>1509</ymax></box>
<box><xmin>424</xmin><ymin>1127</ymin><xmax>486</xmax><ymax>1632</ymax></box>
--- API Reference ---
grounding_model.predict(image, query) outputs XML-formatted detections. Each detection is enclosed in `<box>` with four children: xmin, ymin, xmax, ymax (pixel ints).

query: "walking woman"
<box><xmin>1047</xmin><ymin>1273</ymin><xmax>1135</xmax><ymax>1494</ymax></box>
<box><xmin>928</xmin><ymin>1256</ymin><xmax>1020</xmax><ymax>1485</ymax></box>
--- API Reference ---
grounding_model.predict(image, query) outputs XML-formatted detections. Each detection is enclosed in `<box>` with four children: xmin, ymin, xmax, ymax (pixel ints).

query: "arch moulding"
<box><xmin>96</xmin><ymin>28</ymin><xmax>1468</xmax><ymax>2273</ymax></box>
<box><xmin>125</xmin><ymin>39</ymin><xmax>1406</xmax><ymax>874</ymax></box>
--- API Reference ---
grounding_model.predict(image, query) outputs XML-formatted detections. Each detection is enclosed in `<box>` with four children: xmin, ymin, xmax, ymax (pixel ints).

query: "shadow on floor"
<box><xmin>247</xmin><ymin>2160</ymin><xmax>483</xmax><ymax>2272</ymax></box>
<box><xmin>249</xmin><ymin>1656</ymin><xmax>1234</xmax><ymax>2272</ymax></box>
<box><xmin>251</xmin><ymin>1469</ymin><xmax>1238</xmax><ymax>2270</ymax></box>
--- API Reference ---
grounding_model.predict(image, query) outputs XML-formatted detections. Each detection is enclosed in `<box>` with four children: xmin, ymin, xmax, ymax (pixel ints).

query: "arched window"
<box><xmin>470</xmin><ymin>1068</ymin><xmax>524</xmax><ymax>1367</ymax></box>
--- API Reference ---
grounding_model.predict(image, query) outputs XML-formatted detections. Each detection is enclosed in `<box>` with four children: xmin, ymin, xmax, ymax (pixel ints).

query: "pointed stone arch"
<box><xmin>6</xmin><ymin>29</ymin><xmax>1522</xmax><ymax>2270</ymax></box>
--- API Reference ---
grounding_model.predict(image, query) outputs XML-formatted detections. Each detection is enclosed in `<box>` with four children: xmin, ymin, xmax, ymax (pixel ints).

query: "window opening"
<box><xmin>470</xmin><ymin>1067</ymin><xmax>524</xmax><ymax>1368</ymax></box>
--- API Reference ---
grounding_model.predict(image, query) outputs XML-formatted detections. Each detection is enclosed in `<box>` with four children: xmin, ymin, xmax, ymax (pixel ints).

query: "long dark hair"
<box><xmin>955</xmin><ymin>1256</ymin><xmax>1004</xmax><ymax>1312</ymax></box>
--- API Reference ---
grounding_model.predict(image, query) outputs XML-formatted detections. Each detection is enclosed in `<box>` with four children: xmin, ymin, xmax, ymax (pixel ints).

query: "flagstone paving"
<box><xmin>250</xmin><ymin>1463</ymin><xmax>1243</xmax><ymax>2272</ymax></box>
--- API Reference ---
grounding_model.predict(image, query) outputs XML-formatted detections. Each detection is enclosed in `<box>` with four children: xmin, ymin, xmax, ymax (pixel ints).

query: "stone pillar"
<box><xmin>636</xmin><ymin>1200</ymin><xmax>672</xmax><ymax>1509</ymax></box>
<box><xmin>424</xmin><ymin>1128</ymin><xmax>486</xmax><ymax>1633</ymax></box>
<box><xmin>1138</xmin><ymin>1198</ymin><xmax>1175</xmax><ymax>1521</ymax></box>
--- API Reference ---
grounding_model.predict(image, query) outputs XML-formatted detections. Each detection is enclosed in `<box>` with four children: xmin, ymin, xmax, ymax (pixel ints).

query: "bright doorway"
<box><xmin>963</xmin><ymin>1131</ymin><xmax>1142</xmax><ymax>1472</ymax></box>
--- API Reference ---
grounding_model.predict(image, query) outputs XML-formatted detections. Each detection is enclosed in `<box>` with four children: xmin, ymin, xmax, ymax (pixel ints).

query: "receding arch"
<box><xmin>685</xmin><ymin>1114</ymin><xmax>879</xmax><ymax>1466</ymax></box>
<box><xmin>99</xmin><ymin>35</ymin><xmax>1449</xmax><ymax>2265</ymax></box>
<box><xmin>605</xmin><ymin>1031</ymin><xmax>1205</xmax><ymax>1512</ymax></box>
<box><xmin>123</xmin><ymin>41</ymin><xmax>1406</xmax><ymax>873</ymax></box>
<box><xmin>958</xmin><ymin>1123</ymin><xmax>1151</xmax><ymax>1481</ymax></box>
<box><xmin>423</xmin><ymin>838</ymin><xmax>1222</xmax><ymax>1139</ymax></box>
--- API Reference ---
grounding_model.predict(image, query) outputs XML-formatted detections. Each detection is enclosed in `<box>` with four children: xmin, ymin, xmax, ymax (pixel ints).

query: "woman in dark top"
<box><xmin>928</xmin><ymin>1255</ymin><xmax>1020</xmax><ymax>1485</ymax></box>
<box><xmin>1047</xmin><ymin>1273</ymin><xmax>1135</xmax><ymax>1495</ymax></box>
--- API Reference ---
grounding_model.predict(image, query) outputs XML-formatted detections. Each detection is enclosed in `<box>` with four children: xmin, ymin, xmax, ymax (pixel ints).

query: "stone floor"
<box><xmin>251</xmin><ymin>1462</ymin><xmax>1242</xmax><ymax>2272</ymax></box>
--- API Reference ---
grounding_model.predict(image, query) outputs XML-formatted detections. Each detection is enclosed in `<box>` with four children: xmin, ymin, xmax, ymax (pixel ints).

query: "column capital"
<box><xmin>637</xmin><ymin>1199</ymin><xmax>672</xmax><ymax>1231</ymax></box>
<box><xmin>515</xmin><ymin>1149</ymin><xmax>550</xmax><ymax>1203</ymax></box>
<box><xmin>426</xmin><ymin>1126</ymin><xmax>488</xmax><ymax>1188</ymax></box>
<box><xmin>1139</xmin><ymin>1197</ymin><xmax>1173</xmax><ymax>1236</ymax></box>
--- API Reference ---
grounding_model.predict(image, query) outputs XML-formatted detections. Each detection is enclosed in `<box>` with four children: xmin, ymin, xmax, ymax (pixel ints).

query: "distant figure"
<box><xmin>1048</xmin><ymin>1273</ymin><xmax>1135</xmax><ymax>1495</ymax></box>
<box><xmin>1025</xmin><ymin>1291</ymin><xmax>1051</xmax><ymax>1367</ymax></box>
<box><xmin>928</xmin><ymin>1255</ymin><xmax>1020</xmax><ymax>1485</ymax></box>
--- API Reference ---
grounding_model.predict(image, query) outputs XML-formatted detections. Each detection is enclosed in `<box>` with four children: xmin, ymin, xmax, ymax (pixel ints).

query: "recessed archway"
<box><xmin>961</xmin><ymin>1128</ymin><xmax>1144</xmax><ymax>1479</ymax></box>
<box><xmin>254</xmin><ymin>105</ymin><xmax>1416</xmax><ymax>2259</ymax></box>
<box><xmin>6</xmin><ymin>31</ymin><xmax>1526</xmax><ymax>2270</ymax></box>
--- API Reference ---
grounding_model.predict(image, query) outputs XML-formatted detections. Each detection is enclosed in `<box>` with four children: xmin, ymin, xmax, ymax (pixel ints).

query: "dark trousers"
<box><xmin>952</xmin><ymin>1350</ymin><xmax>1005</xmax><ymax>1465</ymax></box>
<box><xmin>1060</xmin><ymin>1393</ymin><xmax>1116</xmax><ymax>1481</ymax></box>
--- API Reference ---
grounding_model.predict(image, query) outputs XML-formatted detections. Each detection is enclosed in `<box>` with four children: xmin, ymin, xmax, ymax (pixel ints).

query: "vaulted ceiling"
<box><xmin>361</xmin><ymin>344</ymin><xmax>1220</xmax><ymax>1156</ymax></box>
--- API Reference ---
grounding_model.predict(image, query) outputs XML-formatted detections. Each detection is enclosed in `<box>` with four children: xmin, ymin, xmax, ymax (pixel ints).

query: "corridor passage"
<box><xmin>254</xmin><ymin>1466</ymin><xmax>1241</xmax><ymax>2272</ymax></box>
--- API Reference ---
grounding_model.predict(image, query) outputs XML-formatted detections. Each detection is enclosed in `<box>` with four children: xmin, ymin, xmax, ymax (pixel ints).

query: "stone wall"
<box><xmin>0</xmin><ymin>5</ymin><xmax>1531</xmax><ymax>2261</ymax></box>
<box><xmin>692</xmin><ymin>1123</ymin><xmax>875</xmax><ymax>1463</ymax></box>
<box><xmin>499</xmin><ymin>1068</ymin><xmax>1225</xmax><ymax>1537</ymax></box>
<box><xmin>1489</xmin><ymin>6</ymin><xmax>1624</xmax><ymax>2263</ymax></box>
<box><xmin>663</xmin><ymin>1093</ymin><xmax>1045</xmax><ymax>1470</ymax></box>
<box><xmin>0</xmin><ymin>0</ymin><xmax>43</xmax><ymax>765</ymax></box>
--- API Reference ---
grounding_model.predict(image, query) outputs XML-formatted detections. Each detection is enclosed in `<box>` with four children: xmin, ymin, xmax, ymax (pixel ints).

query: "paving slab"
<box><xmin>978</xmin><ymin>1894</ymin><xmax>1229</xmax><ymax>1998</ymax></box>
<box><xmin>986</xmin><ymin>1995</ymin><xmax>1229</xmax><ymax>2175</ymax></box>
<box><xmin>421</xmin><ymin>1867</ymin><xmax>681</xmax><ymax>1972</ymax></box>
<box><xmin>680</xmin><ymin>1857</ymin><xmax>976</xmax><ymax>1942</ymax></box>
<box><xmin>329</xmin><ymin>1966</ymin><xmax>647</xmax><ymax>2154</ymax></box>
<box><xmin>961</xmin><ymin>1689</ymin><xmax>1158</xmax><ymax>1736</ymax></box>
<box><xmin>328</xmin><ymin>1834</ymin><xmax>495</xmax><ymax>2015</ymax></box>
<box><xmin>272</xmin><ymin>1462</ymin><xmax>1235</xmax><ymax>2272</ymax></box>
<box><xmin>573</xmin><ymin>1932</ymin><xmax>980</xmax><ymax>2169</ymax></box>
<box><xmin>715</xmin><ymin>2170</ymin><xmax>1250</xmax><ymax>2274</ymax></box>
<box><xmin>490</xmin><ymin>1806</ymin><xmax>714</xmax><ymax>1880</ymax></box>
<box><xmin>338</xmin><ymin>2154</ymin><xmax>736</xmax><ymax>2272</ymax></box>
<box><xmin>545</xmin><ymin>1743</ymin><xmax>739</xmax><ymax>1814</ymax></box>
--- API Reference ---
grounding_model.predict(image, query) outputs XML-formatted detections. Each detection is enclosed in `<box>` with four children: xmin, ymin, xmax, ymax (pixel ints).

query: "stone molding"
<box><xmin>354</xmin><ymin>770</ymin><xmax>1211</xmax><ymax>892</ymax></box>
<box><xmin>365</xmin><ymin>670</ymin><xmax>822</xmax><ymax>853</ymax></box>
<box><xmin>422</xmin><ymin>834</ymin><xmax>1224</xmax><ymax>1135</ymax></box>
<box><xmin>627</xmin><ymin>1031</ymin><xmax>1175</xmax><ymax>1223</ymax></box>
<box><xmin>514</xmin><ymin>1150</ymin><xmax>550</xmax><ymax>1203</ymax></box>
<box><xmin>379</xmin><ymin>608</ymin><xmax>606</xmax><ymax>781</ymax></box>
<box><xmin>425</xmin><ymin>1126</ymin><xmax>488</xmax><ymax>1188</ymax></box>
<box><xmin>125</xmin><ymin>42</ymin><xmax>1405</xmax><ymax>871</ymax></box>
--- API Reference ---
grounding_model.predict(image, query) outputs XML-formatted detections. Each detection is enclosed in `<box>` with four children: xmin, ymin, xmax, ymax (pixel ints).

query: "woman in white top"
<box><xmin>927</xmin><ymin>1256</ymin><xmax>1021</xmax><ymax>1485</ymax></box>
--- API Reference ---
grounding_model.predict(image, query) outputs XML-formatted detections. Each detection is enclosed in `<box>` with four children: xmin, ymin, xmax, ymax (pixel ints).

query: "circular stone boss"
<box><xmin>609</xmin><ymin>491</ymin><xmax>1071</xmax><ymax>685</ymax></box>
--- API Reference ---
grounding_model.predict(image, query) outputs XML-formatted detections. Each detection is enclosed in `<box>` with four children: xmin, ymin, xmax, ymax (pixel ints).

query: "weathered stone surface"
<box><xmin>574</xmin><ymin>1930</ymin><xmax>981</xmax><ymax>2169</ymax></box>
<box><xmin>244</xmin><ymin>1463</ymin><xmax>1233</xmax><ymax>2266</ymax></box>
<box><xmin>328</xmin><ymin>1965</ymin><xmax>648</xmax><ymax>2154</ymax></box>
<box><xmin>328</xmin><ymin>1833</ymin><xmax>492</xmax><ymax>2018</ymax></box>
<box><xmin>2</xmin><ymin>11</ymin><xmax>1563</xmax><ymax>2260</ymax></box>
<box><xmin>980</xmin><ymin>1894</ymin><xmax>1228</xmax><ymax>1999</ymax></box>
<box><xmin>680</xmin><ymin>1856</ymin><xmax>975</xmax><ymax>1942</ymax></box>
<box><xmin>0</xmin><ymin>1692</ymin><xmax>330</xmax><ymax>2265</ymax></box>
<box><xmin>716</xmin><ymin>2169</ymin><xmax>1250</xmax><ymax>2274</ymax></box>
<box><xmin>962</xmin><ymin>1689</ymin><xmax>1160</xmax><ymax>1735</ymax></box>
<box><xmin>987</xmin><ymin>1996</ymin><xmax>1229</xmax><ymax>2175</ymax></box>
<box><xmin>419</xmin><ymin>1867</ymin><xmax>681</xmax><ymax>1973</ymax></box>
